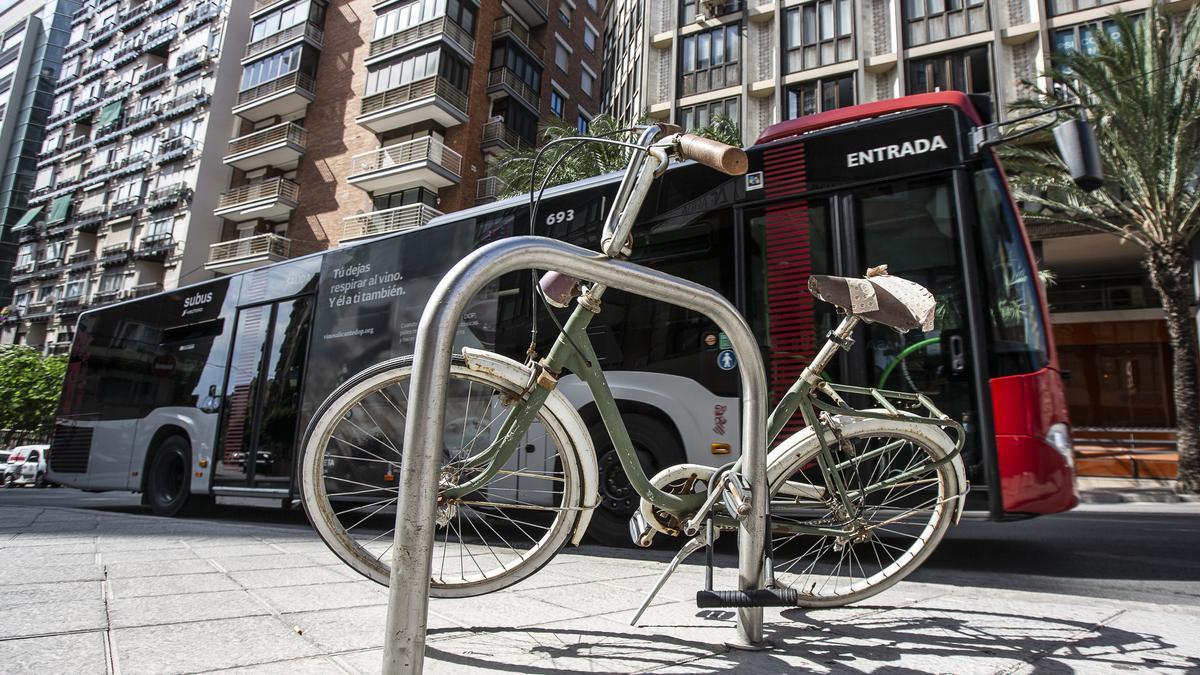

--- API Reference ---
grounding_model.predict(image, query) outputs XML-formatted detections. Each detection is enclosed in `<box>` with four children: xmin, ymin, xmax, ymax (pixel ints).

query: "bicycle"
<box><xmin>299</xmin><ymin>125</ymin><xmax>968</xmax><ymax>612</ymax></box>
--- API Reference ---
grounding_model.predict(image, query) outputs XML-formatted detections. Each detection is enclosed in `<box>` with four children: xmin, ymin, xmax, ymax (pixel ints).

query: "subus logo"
<box><xmin>183</xmin><ymin>291</ymin><xmax>213</xmax><ymax>308</ymax></box>
<box><xmin>846</xmin><ymin>135</ymin><xmax>949</xmax><ymax>168</ymax></box>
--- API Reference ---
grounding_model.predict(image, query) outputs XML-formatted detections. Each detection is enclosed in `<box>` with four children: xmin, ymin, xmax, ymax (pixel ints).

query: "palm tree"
<box><xmin>1001</xmin><ymin>7</ymin><xmax>1200</xmax><ymax>492</ymax></box>
<box><xmin>490</xmin><ymin>113</ymin><xmax>742</xmax><ymax>199</ymax></box>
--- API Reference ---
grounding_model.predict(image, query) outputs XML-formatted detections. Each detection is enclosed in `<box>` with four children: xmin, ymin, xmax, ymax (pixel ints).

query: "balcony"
<box><xmin>341</xmin><ymin>203</ymin><xmax>442</xmax><ymax>243</ymax></box>
<box><xmin>366</xmin><ymin>17</ymin><xmax>474</xmax><ymax>66</ymax></box>
<box><xmin>475</xmin><ymin>175</ymin><xmax>509</xmax><ymax>202</ymax></box>
<box><xmin>347</xmin><ymin>137</ymin><xmax>462</xmax><ymax>194</ymax></box>
<box><xmin>65</xmin><ymin>250</ymin><xmax>96</xmax><ymax>272</ymax></box>
<box><xmin>206</xmin><ymin>233</ymin><xmax>291</xmax><ymax>273</ymax></box>
<box><xmin>118</xmin><ymin>6</ymin><xmax>149</xmax><ymax>31</ymax></box>
<box><xmin>224</xmin><ymin>121</ymin><xmax>306</xmax><ymax>171</ymax></box>
<box><xmin>146</xmin><ymin>183</ymin><xmax>191</xmax><ymax>211</ymax></box>
<box><xmin>214</xmin><ymin>178</ymin><xmax>299</xmax><ymax>221</ymax></box>
<box><xmin>56</xmin><ymin>297</ymin><xmax>87</xmax><ymax>314</ymax></box>
<box><xmin>109</xmin><ymin>196</ymin><xmax>143</xmax><ymax>219</ymax></box>
<box><xmin>98</xmin><ymin>242</ymin><xmax>131</xmax><ymax>267</ymax></box>
<box><xmin>492</xmin><ymin>16</ymin><xmax>544</xmax><ymax>58</ymax></box>
<box><xmin>155</xmin><ymin>136</ymin><xmax>193</xmax><ymax>164</ymax></box>
<box><xmin>143</xmin><ymin>24</ymin><xmax>177</xmax><ymax>52</ymax></box>
<box><xmin>480</xmin><ymin>120</ymin><xmax>528</xmax><ymax>154</ymax></box>
<box><xmin>486</xmin><ymin>67</ymin><xmax>540</xmax><ymax>111</ymax></box>
<box><xmin>506</xmin><ymin>0</ymin><xmax>548</xmax><ymax>28</ymax></box>
<box><xmin>244</xmin><ymin>22</ymin><xmax>324</xmax><ymax>61</ymax></box>
<box><xmin>357</xmin><ymin>76</ymin><xmax>468</xmax><ymax>134</ymax></box>
<box><xmin>125</xmin><ymin>282</ymin><xmax>164</xmax><ymax>299</ymax></box>
<box><xmin>181</xmin><ymin>3</ymin><xmax>219</xmax><ymax>33</ymax></box>
<box><xmin>251</xmin><ymin>0</ymin><xmax>288</xmax><ymax>16</ymax></box>
<box><xmin>174</xmin><ymin>47</ymin><xmax>212</xmax><ymax>76</ymax></box>
<box><xmin>136</xmin><ymin>233</ymin><xmax>175</xmax><ymax>260</ymax></box>
<box><xmin>152</xmin><ymin>0</ymin><xmax>180</xmax><ymax>13</ymax></box>
<box><xmin>233</xmin><ymin>71</ymin><xmax>316</xmax><ymax>123</ymax></box>
<box><xmin>161</xmin><ymin>92</ymin><xmax>210</xmax><ymax>120</ymax></box>
<box><xmin>137</xmin><ymin>64</ymin><xmax>169</xmax><ymax>91</ymax></box>
<box><xmin>92</xmin><ymin>289</ymin><xmax>122</xmax><ymax>306</ymax></box>
<box><xmin>123</xmin><ymin>105</ymin><xmax>160</xmax><ymax>134</ymax></box>
<box><xmin>91</xmin><ymin>23</ymin><xmax>119</xmax><ymax>47</ymax></box>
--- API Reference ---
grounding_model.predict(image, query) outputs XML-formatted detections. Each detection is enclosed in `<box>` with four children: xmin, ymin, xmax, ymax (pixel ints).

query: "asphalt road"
<box><xmin>3</xmin><ymin>487</ymin><xmax>1197</xmax><ymax>608</ymax></box>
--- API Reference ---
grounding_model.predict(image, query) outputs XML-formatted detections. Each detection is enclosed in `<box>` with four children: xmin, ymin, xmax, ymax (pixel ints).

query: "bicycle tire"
<box><xmin>300</xmin><ymin>354</ymin><xmax>587</xmax><ymax>598</ymax></box>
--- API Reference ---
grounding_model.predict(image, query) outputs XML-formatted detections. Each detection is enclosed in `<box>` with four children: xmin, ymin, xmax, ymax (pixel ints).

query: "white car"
<box><xmin>3</xmin><ymin>445</ymin><xmax>50</xmax><ymax>488</ymax></box>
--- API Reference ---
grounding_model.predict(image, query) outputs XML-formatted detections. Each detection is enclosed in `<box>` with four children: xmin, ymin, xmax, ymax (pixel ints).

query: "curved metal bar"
<box><xmin>382</xmin><ymin>236</ymin><xmax>770</xmax><ymax>673</ymax></box>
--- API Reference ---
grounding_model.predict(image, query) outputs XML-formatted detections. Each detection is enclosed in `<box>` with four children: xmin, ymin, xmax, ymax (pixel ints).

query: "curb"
<box><xmin>1079</xmin><ymin>490</ymin><xmax>1200</xmax><ymax>505</ymax></box>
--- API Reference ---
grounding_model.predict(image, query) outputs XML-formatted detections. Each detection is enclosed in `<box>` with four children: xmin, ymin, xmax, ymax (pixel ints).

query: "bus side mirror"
<box><xmin>1053</xmin><ymin>118</ymin><xmax>1104</xmax><ymax>192</ymax></box>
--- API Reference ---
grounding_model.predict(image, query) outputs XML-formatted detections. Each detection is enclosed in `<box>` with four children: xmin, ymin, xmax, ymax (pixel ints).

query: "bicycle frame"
<box><xmin>441</xmin><ymin>294</ymin><xmax>966</xmax><ymax>538</ymax></box>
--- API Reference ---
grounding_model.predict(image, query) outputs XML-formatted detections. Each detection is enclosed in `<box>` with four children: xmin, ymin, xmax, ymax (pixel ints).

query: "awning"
<box><xmin>47</xmin><ymin>195</ymin><xmax>72</xmax><ymax>224</ymax></box>
<box><xmin>12</xmin><ymin>205</ymin><xmax>43</xmax><ymax>229</ymax></box>
<box><xmin>98</xmin><ymin>101</ymin><xmax>123</xmax><ymax>128</ymax></box>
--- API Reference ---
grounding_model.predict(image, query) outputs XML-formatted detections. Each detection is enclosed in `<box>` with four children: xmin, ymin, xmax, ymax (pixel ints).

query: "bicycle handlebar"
<box><xmin>674</xmin><ymin>134</ymin><xmax>749</xmax><ymax>176</ymax></box>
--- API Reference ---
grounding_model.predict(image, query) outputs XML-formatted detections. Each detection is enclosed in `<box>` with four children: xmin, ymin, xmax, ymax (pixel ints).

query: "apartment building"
<box><xmin>601</xmin><ymin>0</ymin><xmax>1195</xmax><ymax>466</ymax></box>
<box><xmin>206</xmin><ymin>0</ymin><xmax>603</xmax><ymax>273</ymax></box>
<box><xmin>0</xmin><ymin>0</ymin><xmax>80</xmax><ymax>305</ymax></box>
<box><xmin>4</xmin><ymin>0</ymin><xmax>251</xmax><ymax>352</ymax></box>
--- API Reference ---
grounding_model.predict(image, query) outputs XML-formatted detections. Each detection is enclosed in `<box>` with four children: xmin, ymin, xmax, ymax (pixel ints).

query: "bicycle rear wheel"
<box><xmin>768</xmin><ymin>420</ymin><xmax>958</xmax><ymax>607</ymax></box>
<box><xmin>300</xmin><ymin>355</ymin><xmax>586</xmax><ymax>597</ymax></box>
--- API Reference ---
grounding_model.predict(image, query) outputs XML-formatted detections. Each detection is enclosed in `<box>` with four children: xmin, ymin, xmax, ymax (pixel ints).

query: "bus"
<box><xmin>47</xmin><ymin>91</ymin><xmax>1077</xmax><ymax>545</ymax></box>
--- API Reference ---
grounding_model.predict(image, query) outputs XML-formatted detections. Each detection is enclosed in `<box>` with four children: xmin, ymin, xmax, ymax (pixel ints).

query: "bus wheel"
<box><xmin>587</xmin><ymin>414</ymin><xmax>683</xmax><ymax>547</ymax></box>
<box><xmin>147</xmin><ymin>437</ymin><xmax>193</xmax><ymax>517</ymax></box>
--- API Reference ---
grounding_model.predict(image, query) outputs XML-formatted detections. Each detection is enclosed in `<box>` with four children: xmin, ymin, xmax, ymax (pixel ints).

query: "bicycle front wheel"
<box><xmin>300</xmin><ymin>355</ymin><xmax>586</xmax><ymax>597</ymax></box>
<box><xmin>768</xmin><ymin>420</ymin><xmax>959</xmax><ymax>607</ymax></box>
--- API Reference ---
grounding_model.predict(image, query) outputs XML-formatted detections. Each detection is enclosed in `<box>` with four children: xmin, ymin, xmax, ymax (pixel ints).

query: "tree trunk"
<box><xmin>1144</xmin><ymin>241</ymin><xmax>1200</xmax><ymax>493</ymax></box>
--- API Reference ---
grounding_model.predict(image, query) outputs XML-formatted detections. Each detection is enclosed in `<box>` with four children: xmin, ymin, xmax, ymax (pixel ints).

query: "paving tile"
<box><xmin>0</xmin><ymin>630</ymin><xmax>108</xmax><ymax>674</ymax></box>
<box><xmin>202</xmin><ymin>552</ymin><xmax>315</xmax><ymax>572</ymax></box>
<box><xmin>227</xmin><ymin>564</ymin><xmax>357</xmax><ymax>589</ymax></box>
<box><xmin>104</xmin><ymin>558</ymin><xmax>219</xmax><ymax>579</ymax></box>
<box><xmin>108</xmin><ymin>572</ymin><xmax>243</xmax><ymax>599</ymax></box>
<box><xmin>188</xmin><ymin>543</ymin><xmax>286</xmax><ymax>559</ymax></box>
<box><xmin>209</xmin><ymin>655</ymin><xmax>350</xmax><ymax>674</ymax></box>
<box><xmin>21</xmin><ymin>563</ymin><xmax>104</xmax><ymax>584</ymax></box>
<box><xmin>112</xmin><ymin>615</ymin><xmax>321</xmax><ymax>674</ymax></box>
<box><xmin>253</xmin><ymin>581</ymin><xmax>387</xmax><ymax>614</ymax></box>
<box><xmin>0</xmin><ymin>580</ymin><xmax>101</xmax><ymax>608</ymax></box>
<box><xmin>100</xmin><ymin>547</ymin><xmax>200</xmax><ymax>564</ymax></box>
<box><xmin>108</xmin><ymin>589</ymin><xmax>270</xmax><ymax>628</ymax></box>
<box><xmin>283</xmin><ymin>605</ymin><xmax>464</xmax><ymax>653</ymax></box>
<box><xmin>0</xmin><ymin>598</ymin><xmax>108</xmax><ymax>638</ymax></box>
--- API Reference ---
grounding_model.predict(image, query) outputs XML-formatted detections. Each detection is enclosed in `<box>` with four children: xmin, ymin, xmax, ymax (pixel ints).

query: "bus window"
<box><xmin>973</xmin><ymin>167</ymin><xmax>1050</xmax><ymax>376</ymax></box>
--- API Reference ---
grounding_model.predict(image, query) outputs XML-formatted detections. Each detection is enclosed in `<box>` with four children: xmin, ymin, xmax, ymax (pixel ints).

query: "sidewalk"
<box><xmin>1</xmin><ymin>505</ymin><xmax>1197</xmax><ymax>674</ymax></box>
<box><xmin>1077</xmin><ymin>476</ymin><xmax>1200</xmax><ymax>504</ymax></box>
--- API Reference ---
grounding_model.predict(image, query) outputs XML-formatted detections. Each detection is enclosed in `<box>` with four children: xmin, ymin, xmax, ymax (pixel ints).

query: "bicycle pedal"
<box><xmin>721</xmin><ymin>473</ymin><xmax>751</xmax><ymax>519</ymax></box>
<box><xmin>628</xmin><ymin>510</ymin><xmax>655</xmax><ymax>548</ymax></box>
<box><xmin>695</xmin><ymin>588</ymin><xmax>799</xmax><ymax>608</ymax></box>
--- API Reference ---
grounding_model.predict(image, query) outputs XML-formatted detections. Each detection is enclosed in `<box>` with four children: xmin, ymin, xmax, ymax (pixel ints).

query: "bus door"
<box><xmin>842</xmin><ymin>173</ymin><xmax>983</xmax><ymax>473</ymax></box>
<box><xmin>213</xmin><ymin>295</ymin><xmax>315</xmax><ymax>493</ymax></box>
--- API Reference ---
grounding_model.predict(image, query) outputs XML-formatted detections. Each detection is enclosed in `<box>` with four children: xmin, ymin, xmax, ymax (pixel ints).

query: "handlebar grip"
<box><xmin>676</xmin><ymin>134</ymin><xmax>749</xmax><ymax>176</ymax></box>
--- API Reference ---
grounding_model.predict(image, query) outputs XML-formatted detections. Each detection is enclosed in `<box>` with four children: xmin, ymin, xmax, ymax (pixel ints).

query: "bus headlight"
<box><xmin>1045</xmin><ymin>423</ymin><xmax>1074</xmax><ymax>469</ymax></box>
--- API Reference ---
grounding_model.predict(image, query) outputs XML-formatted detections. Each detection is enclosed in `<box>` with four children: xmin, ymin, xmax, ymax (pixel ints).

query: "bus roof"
<box><xmin>755</xmin><ymin>91</ymin><xmax>986</xmax><ymax>146</ymax></box>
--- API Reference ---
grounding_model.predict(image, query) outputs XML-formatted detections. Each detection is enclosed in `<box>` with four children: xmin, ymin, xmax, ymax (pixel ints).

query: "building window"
<box><xmin>581</xmin><ymin>66</ymin><xmax>595</xmax><ymax>95</ymax></box>
<box><xmin>558</xmin><ymin>4</ymin><xmax>572</xmax><ymax>26</ymax></box>
<box><xmin>240</xmin><ymin>44</ymin><xmax>314</xmax><ymax>91</ymax></box>
<box><xmin>16</xmin><ymin>244</ymin><xmax>34</xmax><ymax>267</ymax></box>
<box><xmin>785</xmin><ymin>1</ymin><xmax>854</xmax><ymax>72</ymax></box>
<box><xmin>1053</xmin><ymin>19</ymin><xmax>1121</xmax><ymax>58</ymax></box>
<box><xmin>550</xmin><ymin>89</ymin><xmax>565</xmax><ymax>117</ymax></box>
<box><xmin>554</xmin><ymin>39</ymin><xmax>570</xmax><ymax>72</ymax></box>
<box><xmin>252</xmin><ymin>1</ymin><xmax>326</xmax><ymax>44</ymax></box>
<box><xmin>99</xmin><ymin>270</ymin><xmax>124</xmax><ymax>294</ymax></box>
<box><xmin>374</xmin><ymin>0</ymin><xmax>475</xmax><ymax>41</ymax></box>
<box><xmin>678</xmin><ymin>96</ymin><xmax>739</xmax><ymax>130</ymax></box>
<box><xmin>365</xmin><ymin>46</ymin><xmax>467</xmax><ymax>96</ymax></box>
<box><xmin>906</xmin><ymin>45</ymin><xmax>992</xmax><ymax>98</ymax></box>
<box><xmin>373</xmin><ymin>186</ymin><xmax>438</xmax><ymax>211</ymax></box>
<box><xmin>904</xmin><ymin>0</ymin><xmax>989</xmax><ymax>47</ymax></box>
<box><xmin>584</xmin><ymin>22</ymin><xmax>598</xmax><ymax>52</ymax></box>
<box><xmin>680</xmin><ymin>24</ymin><xmax>740</xmax><ymax>96</ymax></box>
<box><xmin>587</xmin><ymin>0</ymin><xmax>597</xmax><ymax>10</ymax></box>
<box><xmin>786</xmin><ymin>74</ymin><xmax>854</xmax><ymax>118</ymax></box>
<box><xmin>577</xmin><ymin>112</ymin><xmax>590</xmax><ymax>132</ymax></box>
<box><xmin>492</xmin><ymin>42</ymin><xmax>542</xmax><ymax>95</ymax></box>
<box><xmin>1046</xmin><ymin>0</ymin><xmax>1120</xmax><ymax>17</ymax></box>
<box><xmin>64</xmin><ymin>275</ymin><xmax>88</xmax><ymax>299</ymax></box>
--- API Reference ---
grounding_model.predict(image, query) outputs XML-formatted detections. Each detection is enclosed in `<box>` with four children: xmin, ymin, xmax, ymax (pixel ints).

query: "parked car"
<box><xmin>3</xmin><ymin>445</ymin><xmax>50</xmax><ymax>488</ymax></box>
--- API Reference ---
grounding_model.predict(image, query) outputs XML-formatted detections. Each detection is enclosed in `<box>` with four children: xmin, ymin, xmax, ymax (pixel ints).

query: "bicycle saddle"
<box><xmin>808</xmin><ymin>268</ymin><xmax>936</xmax><ymax>333</ymax></box>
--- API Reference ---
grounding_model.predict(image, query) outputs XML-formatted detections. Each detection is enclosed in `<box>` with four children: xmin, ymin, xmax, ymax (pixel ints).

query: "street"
<box><xmin>1</xmin><ymin>487</ymin><xmax>1198</xmax><ymax>673</ymax></box>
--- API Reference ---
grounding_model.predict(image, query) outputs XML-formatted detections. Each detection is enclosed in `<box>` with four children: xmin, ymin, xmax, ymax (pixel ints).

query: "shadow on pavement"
<box><xmin>420</xmin><ymin>605</ymin><xmax>1196</xmax><ymax>674</ymax></box>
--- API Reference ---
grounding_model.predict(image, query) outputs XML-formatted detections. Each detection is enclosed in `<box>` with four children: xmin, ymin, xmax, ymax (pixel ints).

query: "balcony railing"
<box><xmin>360</xmin><ymin>76</ymin><xmax>467</xmax><ymax>117</ymax></box>
<box><xmin>216</xmin><ymin>177</ymin><xmax>299</xmax><ymax>211</ymax></box>
<box><xmin>181</xmin><ymin>3</ymin><xmax>219</xmax><ymax>32</ymax></box>
<box><xmin>125</xmin><ymin>282</ymin><xmax>163</xmax><ymax>298</ymax></box>
<box><xmin>137</xmin><ymin>64</ymin><xmax>169</xmax><ymax>90</ymax></box>
<box><xmin>147</xmin><ymin>183</ymin><xmax>190</xmax><ymax>210</ymax></box>
<box><xmin>369</xmin><ymin>16</ymin><xmax>474</xmax><ymax>60</ymax></box>
<box><xmin>245</xmin><ymin>21</ymin><xmax>324</xmax><ymax>59</ymax></box>
<box><xmin>481</xmin><ymin>120</ymin><xmax>527</xmax><ymax>151</ymax></box>
<box><xmin>476</xmin><ymin>175</ymin><xmax>509</xmax><ymax>201</ymax></box>
<box><xmin>236</xmin><ymin>71</ymin><xmax>315</xmax><ymax>107</ymax></box>
<box><xmin>208</xmin><ymin>233</ymin><xmax>291</xmax><ymax>265</ymax></box>
<box><xmin>341</xmin><ymin>203</ymin><xmax>442</xmax><ymax>241</ymax></box>
<box><xmin>226</xmin><ymin>121</ymin><xmax>307</xmax><ymax>156</ymax></box>
<box><xmin>349</xmin><ymin>137</ymin><xmax>462</xmax><ymax>178</ymax></box>
<box><xmin>487</xmin><ymin>67</ymin><xmax>540</xmax><ymax>109</ymax></box>
<box><xmin>492</xmin><ymin>15</ymin><xmax>544</xmax><ymax>55</ymax></box>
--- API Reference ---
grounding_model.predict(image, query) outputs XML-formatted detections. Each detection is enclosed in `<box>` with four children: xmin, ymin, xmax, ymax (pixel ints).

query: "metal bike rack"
<box><xmin>381</xmin><ymin>236</ymin><xmax>770</xmax><ymax>673</ymax></box>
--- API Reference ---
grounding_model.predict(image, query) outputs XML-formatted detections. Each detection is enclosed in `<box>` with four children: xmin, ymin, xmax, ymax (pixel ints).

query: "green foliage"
<box><xmin>1000</xmin><ymin>7</ymin><xmax>1200</xmax><ymax>249</ymax></box>
<box><xmin>0</xmin><ymin>346</ymin><xmax>67</xmax><ymax>436</ymax></box>
<box><xmin>491</xmin><ymin>114</ymin><xmax>743</xmax><ymax>199</ymax></box>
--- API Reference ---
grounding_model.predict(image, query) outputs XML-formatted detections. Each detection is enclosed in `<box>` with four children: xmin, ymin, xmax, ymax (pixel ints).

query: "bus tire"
<box><xmin>586</xmin><ymin>413</ymin><xmax>684</xmax><ymax>547</ymax></box>
<box><xmin>146</xmin><ymin>436</ymin><xmax>194</xmax><ymax>517</ymax></box>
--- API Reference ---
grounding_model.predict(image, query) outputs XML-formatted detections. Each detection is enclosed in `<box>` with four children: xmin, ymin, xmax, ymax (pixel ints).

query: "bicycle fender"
<box><xmin>461</xmin><ymin>347</ymin><xmax>601</xmax><ymax>545</ymax></box>
<box><xmin>767</xmin><ymin>411</ymin><xmax>969</xmax><ymax>525</ymax></box>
